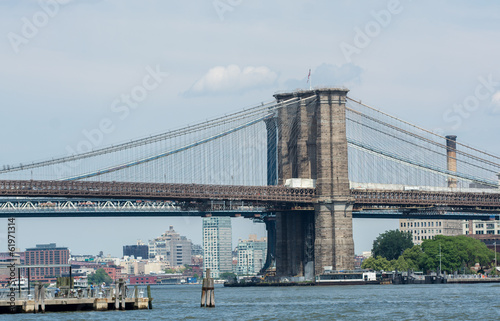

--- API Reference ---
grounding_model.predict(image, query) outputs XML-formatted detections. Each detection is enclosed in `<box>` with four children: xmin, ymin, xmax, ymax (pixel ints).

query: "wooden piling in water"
<box><xmin>120</xmin><ymin>280</ymin><xmax>126</xmax><ymax>310</ymax></box>
<box><xmin>200</xmin><ymin>278</ymin><xmax>206</xmax><ymax>307</ymax></box>
<box><xmin>147</xmin><ymin>285</ymin><xmax>152</xmax><ymax>309</ymax></box>
<box><xmin>201</xmin><ymin>269</ymin><xmax>215</xmax><ymax>307</ymax></box>
<box><xmin>34</xmin><ymin>283</ymin><xmax>39</xmax><ymax>314</ymax></box>
<box><xmin>40</xmin><ymin>286</ymin><xmax>45</xmax><ymax>313</ymax></box>
<box><xmin>207</xmin><ymin>278</ymin><xmax>215</xmax><ymax>307</ymax></box>
<box><xmin>115</xmin><ymin>282</ymin><xmax>119</xmax><ymax>310</ymax></box>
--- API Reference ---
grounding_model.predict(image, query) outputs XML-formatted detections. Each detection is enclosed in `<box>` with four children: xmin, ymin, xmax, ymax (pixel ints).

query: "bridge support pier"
<box><xmin>314</xmin><ymin>201</ymin><xmax>354</xmax><ymax>274</ymax></box>
<box><xmin>261</xmin><ymin>219</ymin><xmax>276</xmax><ymax>273</ymax></box>
<box><xmin>275</xmin><ymin>212</ymin><xmax>315</xmax><ymax>278</ymax></box>
<box><xmin>274</xmin><ymin>88</ymin><xmax>355</xmax><ymax>277</ymax></box>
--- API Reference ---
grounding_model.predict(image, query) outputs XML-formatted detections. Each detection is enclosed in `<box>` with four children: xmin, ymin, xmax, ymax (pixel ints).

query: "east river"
<box><xmin>3</xmin><ymin>283</ymin><xmax>500</xmax><ymax>320</ymax></box>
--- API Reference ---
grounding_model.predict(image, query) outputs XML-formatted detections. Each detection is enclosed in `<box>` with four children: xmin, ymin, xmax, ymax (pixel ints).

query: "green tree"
<box><xmin>88</xmin><ymin>268</ymin><xmax>113</xmax><ymax>285</ymax></box>
<box><xmin>372</xmin><ymin>230</ymin><xmax>413</xmax><ymax>260</ymax></box>
<box><xmin>419</xmin><ymin>235</ymin><xmax>495</xmax><ymax>273</ymax></box>
<box><xmin>390</xmin><ymin>255</ymin><xmax>413</xmax><ymax>271</ymax></box>
<box><xmin>164</xmin><ymin>268</ymin><xmax>176</xmax><ymax>274</ymax></box>
<box><xmin>361</xmin><ymin>256</ymin><xmax>392</xmax><ymax>271</ymax></box>
<box><xmin>400</xmin><ymin>245</ymin><xmax>424</xmax><ymax>270</ymax></box>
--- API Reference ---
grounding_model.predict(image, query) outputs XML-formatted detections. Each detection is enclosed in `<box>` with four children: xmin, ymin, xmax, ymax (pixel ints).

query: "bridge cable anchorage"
<box><xmin>346</xmin><ymin>96</ymin><xmax>500</xmax><ymax>162</ymax></box>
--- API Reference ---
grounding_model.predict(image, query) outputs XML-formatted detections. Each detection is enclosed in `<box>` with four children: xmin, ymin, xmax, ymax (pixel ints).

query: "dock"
<box><xmin>446</xmin><ymin>277</ymin><xmax>500</xmax><ymax>284</ymax></box>
<box><xmin>0</xmin><ymin>281</ymin><xmax>152</xmax><ymax>314</ymax></box>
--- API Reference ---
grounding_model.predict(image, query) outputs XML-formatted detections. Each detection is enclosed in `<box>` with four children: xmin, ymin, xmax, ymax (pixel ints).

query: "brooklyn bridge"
<box><xmin>1</xmin><ymin>88</ymin><xmax>499</xmax><ymax>276</ymax></box>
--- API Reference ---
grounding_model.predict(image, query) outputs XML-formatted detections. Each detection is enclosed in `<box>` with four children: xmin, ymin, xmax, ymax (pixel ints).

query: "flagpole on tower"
<box><xmin>307</xmin><ymin>68</ymin><xmax>312</xmax><ymax>90</ymax></box>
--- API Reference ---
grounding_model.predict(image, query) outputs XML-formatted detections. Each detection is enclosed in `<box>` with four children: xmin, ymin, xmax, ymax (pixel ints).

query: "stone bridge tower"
<box><xmin>271</xmin><ymin>88</ymin><xmax>355</xmax><ymax>276</ymax></box>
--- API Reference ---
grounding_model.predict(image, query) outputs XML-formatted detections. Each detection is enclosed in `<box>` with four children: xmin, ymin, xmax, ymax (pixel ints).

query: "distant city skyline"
<box><xmin>10</xmin><ymin>217</ymin><xmax>395</xmax><ymax>258</ymax></box>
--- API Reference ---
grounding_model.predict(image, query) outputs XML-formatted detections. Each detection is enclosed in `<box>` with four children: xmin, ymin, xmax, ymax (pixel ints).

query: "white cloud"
<box><xmin>186</xmin><ymin>65</ymin><xmax>278</xmax><ymax>96</ymax></box>
<box><xmin>492</xmin><ymin>91</ymin><xmax>500</xmax><ymax>114</ymax></box>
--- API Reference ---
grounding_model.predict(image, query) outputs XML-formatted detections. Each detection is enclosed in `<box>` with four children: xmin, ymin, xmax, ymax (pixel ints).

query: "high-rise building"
<box><xmin>236</xmin><ymin>235</ymin><xmax>267</xmax><ymax>275</ymax></box>
<box><xmin>148</xmin><ymin>226</ymin><xmax>192</xmax><ymax>267</ymax></box>
<box><xmin>399</xmin><ymin>219</ymin><xmax>462</xmax><ymax>244</ymax></box>
<box><xmin>123</xmin><ymin>245</ymin><xmax>149</xmax><ymax>259</ymax></box>
<box><xmin>25</xmin><ymin>243</ymin><xmax>70</xmax><ymax>280</ymax></box>
<box><xmin>202</xmin><ymin>217</ymin><xmax>232</xmax><ymax>278</ymax></box>
<box><xmin>191</xmin><ymin>244</ymin><xmax>203</xmax><ymax>256</ymax></box>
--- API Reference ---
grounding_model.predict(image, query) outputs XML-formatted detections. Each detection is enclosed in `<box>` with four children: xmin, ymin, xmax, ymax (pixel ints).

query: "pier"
<box><xmin>0</xmin><ymin>281</ymin><xmax>152</xmax><ymax>314</ymax></box>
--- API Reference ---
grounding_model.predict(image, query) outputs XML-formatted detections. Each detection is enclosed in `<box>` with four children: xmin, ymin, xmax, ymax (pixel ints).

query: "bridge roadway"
<box><xmin>1</xmin><ymin>180</ymin><xmax>500</xmax><ymax>219</ymax></box>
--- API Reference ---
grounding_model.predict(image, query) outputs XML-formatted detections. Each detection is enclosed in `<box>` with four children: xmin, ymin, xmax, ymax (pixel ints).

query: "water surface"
<box><xmin>4</xmin><ymin>283</ymin><xmax>500</xmax><ymax>320</ymax></box>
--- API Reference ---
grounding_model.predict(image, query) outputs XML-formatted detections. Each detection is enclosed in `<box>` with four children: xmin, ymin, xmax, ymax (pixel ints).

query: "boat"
<box><xmin>9</xmin><ymin>277</ymin><xmax>29</xmax><ymax>290</ymax></box>
<box><xmin>315</xmin><ymin>270</ymin><xmax>379</xmax><ymax>285</ymax></box>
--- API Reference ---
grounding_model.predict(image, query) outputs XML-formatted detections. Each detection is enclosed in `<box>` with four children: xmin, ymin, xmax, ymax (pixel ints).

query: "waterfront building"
<box><xmin>202</xmin><ymin>217</ymin><xmax>232</xmax><ymax>278</ymax></box>
<box><xmin>466</xmin><ymin>234</ymin><xmax>500</xmax><ymax>254</ymax></box>
<box><xmin>24</xmin><ymin>243</ymin><xmax>70</xmax><ymax>280</ymax></box>
<box><xmin>400</xmin><ymin>218</ymin><xmax>500</xmax><ymax>245</ymax></box>
<box><xmin>463</xmin><ymin>220</ymin><xmax>500</xmax><ymax>235</ymax></box>
<box><xmin>120</xmin><ymin>257</ymin><xmax>148</xmax><ymax>275</ymax></box>
<box><xmin>236</xmin><ymin>235</ymin><xmax>267</xmax><ymax>276</ymax></box>
<box><xmin>148</xmin><ymin>226</ymin><xmax>192</xmax><ymax>267</ymax></box>
<box><xmin>399</xmin><ymin>219</ymin><xmax>462</xmax><ymax>244</ymax></box>
<box><xmin>103</xmin><ymin>265</ymin><xmax>124</xmax><ymax>281</ymax></box>
<box><xmin>144</xmin><ymin>261</ymin><xmax>169</xmax><ymax>274</ymax></box>
<box><xmin>129</xmin><ymin>275</ymin><xmax>157</xmax><ymax>285</ymax></box>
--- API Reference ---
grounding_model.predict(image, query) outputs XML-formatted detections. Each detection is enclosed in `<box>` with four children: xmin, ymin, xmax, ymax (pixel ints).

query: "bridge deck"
<box><xmin>1</xmin><ymin>180</ymin><xmax>500</xmax><ymax>214</ymax></box>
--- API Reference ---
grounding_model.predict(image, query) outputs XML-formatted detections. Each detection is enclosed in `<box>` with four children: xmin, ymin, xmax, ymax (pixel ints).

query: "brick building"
<box><xmin>25</xmin><ymin>243</ymin><xmax>70</xmax><ymax>280</ymax></box>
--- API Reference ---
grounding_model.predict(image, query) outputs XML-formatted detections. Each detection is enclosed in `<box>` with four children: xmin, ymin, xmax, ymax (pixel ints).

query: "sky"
<box><xmin>1</xmin><ymin>0</ymin><xmax>500</xmax><ymax>257</ymax></box>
